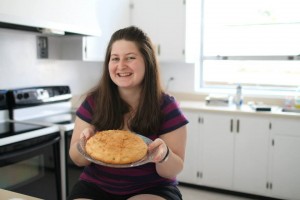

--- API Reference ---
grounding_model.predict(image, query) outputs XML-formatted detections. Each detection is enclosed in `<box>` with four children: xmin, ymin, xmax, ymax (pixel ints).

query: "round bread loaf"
<box><xmin>85</xmin><ymin>130</ymin><xmax>148</xmax><ymax>165</ymax></box>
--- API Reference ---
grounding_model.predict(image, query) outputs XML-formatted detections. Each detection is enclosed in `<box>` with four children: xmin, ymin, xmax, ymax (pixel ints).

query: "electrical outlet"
<box><xmin>37</xmin><ymin>36</ymin><xmax>48</xmax><ymax>58</ymax></box>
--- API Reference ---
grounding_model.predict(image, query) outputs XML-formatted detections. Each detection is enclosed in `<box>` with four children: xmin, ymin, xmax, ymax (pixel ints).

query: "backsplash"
<box><xmin>0</xmin><ymin>28</ymin><xmax>102</xmax><ymax>96</ymax></box>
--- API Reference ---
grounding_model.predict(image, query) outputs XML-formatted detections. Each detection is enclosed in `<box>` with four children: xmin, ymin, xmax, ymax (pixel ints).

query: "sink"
<box><xmin>281</xmin><ymin>108</ymin><xmax>300</xmax><ymax>113</ymax></box>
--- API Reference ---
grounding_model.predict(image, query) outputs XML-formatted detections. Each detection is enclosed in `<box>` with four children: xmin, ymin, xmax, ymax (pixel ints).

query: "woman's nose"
<box><xmin>118</xmin><ymin>58</ymin><xmax>127</xmax><ymax>69</ymax></box>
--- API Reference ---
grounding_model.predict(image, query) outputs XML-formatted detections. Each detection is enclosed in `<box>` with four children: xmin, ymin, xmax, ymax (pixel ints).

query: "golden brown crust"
<box><xmin>85</xmin><ymin>130</ymin><xmax>148</xmax><ymax>164</ymax></box>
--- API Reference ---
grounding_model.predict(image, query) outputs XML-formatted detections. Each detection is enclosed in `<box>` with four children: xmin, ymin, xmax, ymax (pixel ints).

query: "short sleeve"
<box><xmin>76</xmin><ymin>95</ymin><xmax>94</xmax><ymax>124</ymax></box>
<box><xmin>158</xmin><ymin>94</ymin><xmax>189</xmax><ymax>135</ymax></box>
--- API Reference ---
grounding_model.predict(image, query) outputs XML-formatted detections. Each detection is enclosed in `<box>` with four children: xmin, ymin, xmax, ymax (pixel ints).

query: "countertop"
<box><xmin>0</xmin><ymin>189</ymin><xmax>42</xmax><ymax>200</ymax></box>
<box><xmin>179</xmin><ymin>101</ymin><xmax>300</xmax><ymax>119</ymax></box>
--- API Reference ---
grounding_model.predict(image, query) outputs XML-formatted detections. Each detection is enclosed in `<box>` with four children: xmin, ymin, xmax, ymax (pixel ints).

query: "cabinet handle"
<box><xmin>266</xmin><ymin>182</ymin><xmax>273</xmax><ymax>190</ymax></box>
<box><xmin>197</xmin><ymin>171</ymin><xmax>203</xmax><ymax>178</ymax></box>
<box><xmin>230</xmin><ymin>119</ymin><xmax>233</xmax><ymax>132</ymax></box>
<box><xmin>236</xmin><ymin>119</ymin><xmax>240</xmax><ymax>133</ymax></box>
<box><xmin>198</xmin><ymin>117</ymin><xmax>204</xmax><ymax>124</ymax></box>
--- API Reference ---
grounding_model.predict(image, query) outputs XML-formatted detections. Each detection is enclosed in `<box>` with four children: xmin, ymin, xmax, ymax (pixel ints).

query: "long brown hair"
<box><xmin>89</xmin><ymin>26</ymin><xmax>164</xmax><ymax>135</ymax></box>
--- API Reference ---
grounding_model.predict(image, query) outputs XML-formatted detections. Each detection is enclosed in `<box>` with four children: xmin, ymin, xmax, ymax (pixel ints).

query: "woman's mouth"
<box><xmin>118</xmin><ymin>72</ymin><xmax>132</xmax><ymax>77</ymax></box>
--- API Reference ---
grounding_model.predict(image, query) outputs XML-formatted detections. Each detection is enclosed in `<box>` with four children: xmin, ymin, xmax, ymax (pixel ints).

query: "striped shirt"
<box><xmin>76</xmin><ymin>93</ymin><xmax>188</xmax><ymax>195</ymax></box>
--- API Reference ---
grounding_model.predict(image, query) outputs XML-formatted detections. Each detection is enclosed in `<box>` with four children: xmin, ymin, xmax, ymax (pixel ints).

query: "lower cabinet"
<box><xmin>268</xmin><ymin>118</ymin><xmax>300</xmax><ymax>200</ymax></box>
<box><xmin>201</xmin><ymin>112</ymin><xmax>235</xmax><ymax>189</ymax></box>
<box><xmin>177</xmin><ymin>111</ymin><xmax>204</xmax><ymax>185</ymax></box>
<box><xmin>179</xmin><ymin>109</ymin><xmax>300</xmax><ymax>200</ymax></box>
<box><xmin>233</xmin><ymin>115</ymin><xmax>270</xmax><ymax>196</ymax></box>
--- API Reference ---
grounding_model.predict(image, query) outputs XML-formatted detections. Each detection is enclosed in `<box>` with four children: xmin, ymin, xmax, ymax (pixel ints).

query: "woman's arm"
<box><xmin>148</xmin><ymin>125</ymin><xmax>187</xmax><ymax>179</ymax></box>
<box><xmin>69</xmin><ymin>117</ymin><xmax>95</xmax><ymax>166</ymax></box>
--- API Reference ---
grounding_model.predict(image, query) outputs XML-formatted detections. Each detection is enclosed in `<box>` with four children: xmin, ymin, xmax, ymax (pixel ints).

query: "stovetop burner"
<box><xmin>0</xmin><ymin>121</ymin><xmax>50</xmax><ymax>139</ymax></box>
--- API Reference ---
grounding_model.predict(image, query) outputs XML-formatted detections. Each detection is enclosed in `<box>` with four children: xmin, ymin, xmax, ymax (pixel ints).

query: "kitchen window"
<box><xmin>187</xmin><ymin>0</ymin><xmax>300</xmax><ymax>95</ymax></box>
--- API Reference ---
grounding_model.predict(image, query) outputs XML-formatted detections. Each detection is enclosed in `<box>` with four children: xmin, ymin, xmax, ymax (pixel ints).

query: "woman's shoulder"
<box><xmin>161</xmin><ymin>93</ymin><xmax>178</xmax><ymax>108</ymax></box>
<box><xmin>158</xmin><ymin>93</ymin><xmax>188</xmax><ymax>134</ymax></box>
<box><xmin>76</xmin><ymin>94</ymin><xmax>95</xmax><ymax>122</ymax></box>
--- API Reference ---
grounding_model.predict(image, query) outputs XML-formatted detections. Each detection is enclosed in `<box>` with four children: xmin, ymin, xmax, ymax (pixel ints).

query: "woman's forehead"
<box><xmin>111</xmin><ymin>40</ymin><xmax>139</xmax><ymax>54</ymax></box>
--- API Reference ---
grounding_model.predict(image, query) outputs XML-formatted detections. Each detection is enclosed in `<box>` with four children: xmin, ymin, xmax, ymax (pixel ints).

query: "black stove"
<box><xmin>3</xmin><ymin>85</ymin><xmax>75</xmax><ymax>200</ymax></box>
<box><xmin>0</xmin><ymin>88</ymin><xmax>62</xmax><ymax>200</ymax></box>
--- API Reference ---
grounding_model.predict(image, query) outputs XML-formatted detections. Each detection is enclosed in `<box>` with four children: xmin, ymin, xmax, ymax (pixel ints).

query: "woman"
<box><xmin>68</xmin><ymin>26</ymin><xmax>188</xmax><ymax>200</ymax></box>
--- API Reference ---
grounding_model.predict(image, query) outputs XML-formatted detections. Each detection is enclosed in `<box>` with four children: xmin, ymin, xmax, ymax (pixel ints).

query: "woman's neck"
<box><xmin>118</xmin><ymin>87</ymin><xmax>141</xmax><ymax>109</ymax></box>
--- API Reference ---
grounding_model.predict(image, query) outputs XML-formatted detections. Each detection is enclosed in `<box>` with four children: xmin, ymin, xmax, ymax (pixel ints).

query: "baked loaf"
<box><xmin>85</xmin><ymin>130</ymin><xmax>148</xmax><ymax>165</ymax></box>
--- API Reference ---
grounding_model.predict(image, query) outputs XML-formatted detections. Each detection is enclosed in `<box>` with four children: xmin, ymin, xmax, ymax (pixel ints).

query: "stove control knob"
<box><xmin>17</xmin><ymin>93</ymin><xmax>23</xmax><ymax>100</ymax></box>
<box><xmin>24</xmin><ymin>93</ymin><xmax>29</xmax><ymax>99</ymax></box>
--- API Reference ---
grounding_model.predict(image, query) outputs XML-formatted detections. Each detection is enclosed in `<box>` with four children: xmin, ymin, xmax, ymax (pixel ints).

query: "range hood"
<box><xmin>0</xmin><ymin>0</ymin><xmax>101</xmax><ymax>36</ymax></box>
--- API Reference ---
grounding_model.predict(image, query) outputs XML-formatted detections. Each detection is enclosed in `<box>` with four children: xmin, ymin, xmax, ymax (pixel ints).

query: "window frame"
<box><xmin>194</xmin><ymin>0</ymin><xmax>300</xmax><ymax>98</ymax></box>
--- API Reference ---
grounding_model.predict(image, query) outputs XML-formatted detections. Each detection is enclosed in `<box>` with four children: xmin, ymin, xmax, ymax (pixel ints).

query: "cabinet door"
<box><xmin>0</xmin><ymin>0</ymin><xmax>101</xmax><ymax>36</ymax></box>
<box><xmin>52</xmin><ymin>0</ymin><xmax>130</xmax><ymax>61</ymax></box>
<box><xmin>233</xmin><ymin>115</ymin><xmax>270</xmax><ymax>195</ymax></box>
<box><xmin>155</xmin><ymin>0</ymin><xmax>185</xmax><ymax>62</ymax></box>
<box><xmin>177</xmin><ymin>110</ymin><xmax>204</xmax><ymax>185</ymax></box>
<box><xmin>130</xmin><ymin>0</ymin><xmax>186</xmax><ymax>62</ymax></box>
<box><xmin>202</xmin><ymin>112</ymin><xmax>234</xmax><ymax>189</ymax></box>
<box><xmin>83</xmin><ymin>0</ymin><xmax>130</xmax><ymax>61</ymax></box>
<box><xmin>270</xmin><ymin>118</ymin><xmax>300</xmax><ymax>200</ymax></box>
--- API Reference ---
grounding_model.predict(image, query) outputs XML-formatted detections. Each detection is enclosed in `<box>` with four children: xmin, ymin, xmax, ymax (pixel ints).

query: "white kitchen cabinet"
<box><xmin>268</xmin><ymin>118</ymin><xmax>300</xmax><ymax>200</ymax></box>
<box><xmin>0</xmin><ymin>0</ymin><xmax>101</xmax><ymax>36</ymax></box>
<box><xmin>201</xmin><ymin>112</ymin><xmax>234</xmax><ymax>189</ymax></box>
<box><xmin>180</xmin><ymin>110</ymin><xmax>270</xmax><ymax>195</ymax></box>
<box><xmin>130</xmin><ymin>0</ymin><xmax>186</xmax><ymax>62</ymax></box>
<box><xmin>203</xmin><ymin>113</ymin><xmax>270</xmax><ymax>194</ymax></box>
<box><xmin>177</xmin><ymin>110</ymin><xmax>204</xmax><ymax>185</ymax></box>
<box><xmin>178</xmin><ymin>102</ymin><xmax>300</xmax><ymax>199</ymax></box>
<box><xmin>49</xmin><ymin>0</ymin><xmax>130</xmax><ymax>61</ymax></box>
<box><xmin>233</xmin><ymin>115</ymin><xmax>270</xmax><ymax>196</ymax></box>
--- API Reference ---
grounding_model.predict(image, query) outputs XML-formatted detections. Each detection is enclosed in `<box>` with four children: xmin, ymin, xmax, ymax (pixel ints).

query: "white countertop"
<box><xmin>179</xmin><ymin>101</ymin><xmax>300</xmax><ymax>119</ymax></box>
<box><xmin>0</xmin><ymin>189</ymin><xmax>42</xmax><ymax>200</ymax></box>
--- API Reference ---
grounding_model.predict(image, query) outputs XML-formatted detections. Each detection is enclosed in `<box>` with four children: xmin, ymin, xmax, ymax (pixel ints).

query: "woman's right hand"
<box><xmin>69</xmin><ymin>117</ymin><xmax>95</xmax><ymax>166</ymax></box>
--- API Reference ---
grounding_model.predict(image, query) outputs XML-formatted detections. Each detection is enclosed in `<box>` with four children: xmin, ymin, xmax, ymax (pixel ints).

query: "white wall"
<box><xmin>0</xmin><ymin>28</ymin><xmax>195</xmax><ymax>100</ymax></box>
<box><xmin>160</xmin><ymin>62</ymin><xmax>195</xmax><ymax>93</ymax></box>
<box><xmin>0</xmin><ymin>28</ymin><xmax>102</xmax><ymax>97</ymax></box>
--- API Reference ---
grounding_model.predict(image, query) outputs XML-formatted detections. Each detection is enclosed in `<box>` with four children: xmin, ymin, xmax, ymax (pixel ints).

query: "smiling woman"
<box><xmin>67</xmin><ymin>26</ymin><xmax>188</xmax><ymax>200</ymax></box>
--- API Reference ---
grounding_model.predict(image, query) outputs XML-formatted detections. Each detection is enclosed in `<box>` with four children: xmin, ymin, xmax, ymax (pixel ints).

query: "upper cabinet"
<box><xmin>130</xmin><ymin>0</ymin><xmax>186</xmax><ymax>62</ymax></box>
<box><xmin>0</xmin><ymin>0</ymin><xmax>101</xmax><ymax>36</ymax></box>
<box><xmin>48</xmin><ymin>0</ymin><xmax>130</xmax><ymax>61</ymax></box>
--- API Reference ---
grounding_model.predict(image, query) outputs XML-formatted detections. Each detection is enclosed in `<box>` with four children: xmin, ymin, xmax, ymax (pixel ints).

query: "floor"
<box><xmin>178</xmin><ymin>184</ymin><xmax>264</xmax><ymax>200</ymax></box>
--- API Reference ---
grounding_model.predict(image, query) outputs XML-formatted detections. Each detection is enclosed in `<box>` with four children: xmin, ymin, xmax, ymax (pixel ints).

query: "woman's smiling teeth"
<box><xmin>118</xmin><ymin>72</ymin><xmax>132</xmax><ymax>77</ymax></box>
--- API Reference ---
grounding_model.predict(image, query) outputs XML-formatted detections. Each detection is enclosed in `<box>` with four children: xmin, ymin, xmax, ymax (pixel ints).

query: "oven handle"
<box><xmin>0</xmin><ymin>135</ymin><xmax>60</xmax><ymax>162</ymax></box>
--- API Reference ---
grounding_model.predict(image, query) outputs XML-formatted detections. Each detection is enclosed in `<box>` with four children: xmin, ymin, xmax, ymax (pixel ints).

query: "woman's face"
<box><xmin>109</xmin><ymin>40</ymin><xmax>145</xmax><ymax>90</ymax></box>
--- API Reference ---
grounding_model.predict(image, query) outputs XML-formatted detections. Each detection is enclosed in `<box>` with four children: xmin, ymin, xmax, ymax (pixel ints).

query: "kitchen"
<box><xmin>1</xmin><ymin>0</ymin><xmax>300</xmax><ymax>200</ymax></box>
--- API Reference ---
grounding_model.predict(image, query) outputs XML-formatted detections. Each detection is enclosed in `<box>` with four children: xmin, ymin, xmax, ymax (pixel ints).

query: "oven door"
<box><xmin>0</xmin><ymin>132</ymin><xmax>61</xmax><ymax>200</ymax></box>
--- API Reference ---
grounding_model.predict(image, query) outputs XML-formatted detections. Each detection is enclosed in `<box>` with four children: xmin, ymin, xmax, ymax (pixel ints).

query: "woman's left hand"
<box><xmin>148</xmin><ymin>138</ymin><xmax>169</xmax><ymax>163</ymax></box>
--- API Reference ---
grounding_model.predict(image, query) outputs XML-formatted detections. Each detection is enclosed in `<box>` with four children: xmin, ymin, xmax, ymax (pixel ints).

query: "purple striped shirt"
<box><xmin>76</xmin><ymin>93</ymin><xmax>188</xmax><ymax>195</ymax></box>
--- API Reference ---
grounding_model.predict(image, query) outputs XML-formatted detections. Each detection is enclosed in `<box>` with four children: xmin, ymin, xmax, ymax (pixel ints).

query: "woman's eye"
<box><xmin>111</xmin><ymin>57</ymin><xmax>119</xmax><ymax>61</ymax></box>
<box><xmin>127</xmin><ymin>56</ymin><xmax>135</xmax><ymax>60</ymax></box>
